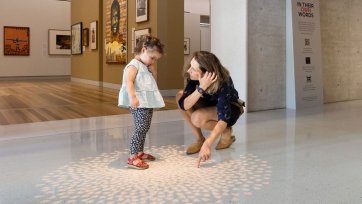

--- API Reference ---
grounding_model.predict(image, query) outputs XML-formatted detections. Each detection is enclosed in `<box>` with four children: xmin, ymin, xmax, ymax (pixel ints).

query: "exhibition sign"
<box><xmin>286</xmin><ymin>0</ymin><xmax>323</xmax><ymax>109</ymax></box>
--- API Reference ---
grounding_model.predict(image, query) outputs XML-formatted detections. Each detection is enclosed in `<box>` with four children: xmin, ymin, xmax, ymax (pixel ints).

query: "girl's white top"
<box><xmin>118</xmin><ymin>59</ymin><xmax>165</xmax><ymax>108</ymax></box>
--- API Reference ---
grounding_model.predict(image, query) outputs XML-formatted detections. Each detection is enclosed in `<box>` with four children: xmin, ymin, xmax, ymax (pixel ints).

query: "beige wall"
<box><xmin>157</xmin><ymin>0</ymin><xmax>184</xmax><ymax>90</ymax></box>
<box><xmin>102</xmin><ymin>0</ymin><xmax>184</xmax><ymax>90</ymax></box>
<box><xmin>71</xmin><ymin>0</ymin><xmax>101</xmax><ymax>81</ymax></box>
<box><xmin>72</xmin><ymin>0</ymin><xmax>184</xmax><ymax>91</ymax></box>
<box><xmin>102</xmin><ymin>0</ymin><xmax>158</xmax><ymax>85</ymax></box>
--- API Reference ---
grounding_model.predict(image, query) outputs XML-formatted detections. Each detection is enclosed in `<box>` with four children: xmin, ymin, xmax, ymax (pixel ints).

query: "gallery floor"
<box><xmin>1</xmin><ymin>97</ymin><xmax>362</xmax><ymax>203</ymax></box>
<box><xmin>0</xmin><ymin>80</ymin><xmax>178</xmax><ymax>125</ymax></box>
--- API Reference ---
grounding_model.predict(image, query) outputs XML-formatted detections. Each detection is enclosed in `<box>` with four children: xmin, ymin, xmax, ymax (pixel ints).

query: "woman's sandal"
<box><xmin>215</xmin><ymin>127</ymin><xmax>236</xmax><ymax>150</ymax></box>
<box><xmin>138</xmin><ymin>152</ymin><xmax>156</xmax><ymax>161</ymax></box>
<box><xmin>215</xmin><ymin>135</ymin><xmax>236</xmax><ymax>150</ymax></box>
<box><xmin>127</xmin><ymin>156</ymin><xmax>149</xmax><ymax>170</ymax></box>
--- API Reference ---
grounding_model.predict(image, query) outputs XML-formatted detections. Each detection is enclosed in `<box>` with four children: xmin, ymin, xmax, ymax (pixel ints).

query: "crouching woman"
<box><xmin>176</xmin><ymin>51</ymin><xmax>244</xmax><ymax>167</ymax></box>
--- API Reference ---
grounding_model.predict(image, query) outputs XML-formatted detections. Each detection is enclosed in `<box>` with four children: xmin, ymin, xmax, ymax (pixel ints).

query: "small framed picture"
<box><xmin>82</xmin><ymin>28</ymin><xmax>89</xmax><ymax>47</ymax></box>
<box><xmin>48</xmin><ymin>29</ymin><xmax>71</xmax><ymax>55</ymax></box>
<box><xmin>184</xmin><ymin>38</ymin><xmax>190</xmax><ymax>55</ymax></box>
<box><xmin>4</xmin><ymin>26</ymin><xmax>30</xmax><ymax>56</ymax></box>
<box><xmin>134</xmin><ymin>28</ymin><xmax>150</xmax><ymax>52</ymax></box>
<box><xmin>136</xmin><ymin>0</ymin><xmax>148</xmax><ymax>22</ymax></box>
<box><xmin>90</xmin><ymin>21</ymin><xmax>98</xmax><ymax>50</ymax></box>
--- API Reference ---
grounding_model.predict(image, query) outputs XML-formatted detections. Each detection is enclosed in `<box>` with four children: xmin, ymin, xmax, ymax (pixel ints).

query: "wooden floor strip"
<box><xmin>0</xmin><ymin>80</ymin><xmax>178</xmax><ymax>125</ymax></box>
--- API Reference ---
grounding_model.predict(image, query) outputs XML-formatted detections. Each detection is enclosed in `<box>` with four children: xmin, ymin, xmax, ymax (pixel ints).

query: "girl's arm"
<box><xmin>147</xmin><ymin>65</ymin><xmax>157</xmax><ymax>80</ymax></box>
<box><xmin>126</xmin><ymin>66</ymin><xmax>139</xmax><ymax>108</ymax></box>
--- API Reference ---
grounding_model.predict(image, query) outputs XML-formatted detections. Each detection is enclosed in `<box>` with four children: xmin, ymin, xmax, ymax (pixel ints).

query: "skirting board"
<box><xmin>0</xmin><ymin>75</ymin><xmax>70</xmax><ymax>81</ymax></box>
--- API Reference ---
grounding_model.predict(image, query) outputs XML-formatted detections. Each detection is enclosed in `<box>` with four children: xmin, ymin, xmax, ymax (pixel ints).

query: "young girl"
<box><xmin>118</xmin><ymin>35</ymin><xmax>165</xmax><ymax>170</ymax></box>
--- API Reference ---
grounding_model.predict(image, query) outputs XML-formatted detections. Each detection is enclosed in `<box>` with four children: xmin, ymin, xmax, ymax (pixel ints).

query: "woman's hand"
<box><xmin>130</xmin><ymin>96</ymin><xmax>140</xmax><ymax>109</ymax></box>
<box><xmin>198</xmin><ymin>72</ymin><xmax>217</xmax><ymax>90</ymax></box>
<box><xmin>196</xmin><ymin>140</ymin><xmax>212</xmax><ymax>168</ymax></box>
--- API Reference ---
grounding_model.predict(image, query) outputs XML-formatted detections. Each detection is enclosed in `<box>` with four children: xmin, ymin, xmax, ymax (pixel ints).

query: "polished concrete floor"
<box><xmin>1</xmin><ymin>100</ymin><xmax>362</xmax><ymax>203</ymax></box>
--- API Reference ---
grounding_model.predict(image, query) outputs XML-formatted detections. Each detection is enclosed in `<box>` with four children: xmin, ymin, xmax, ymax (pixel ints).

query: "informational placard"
<box><xmin>286</xmin><ymin>0</ymin><xmax>323</xmax><ymax>109</ymax></box>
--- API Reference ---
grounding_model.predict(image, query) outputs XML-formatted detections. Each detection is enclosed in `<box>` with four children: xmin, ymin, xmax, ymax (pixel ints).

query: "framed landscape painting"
<box><xmin>134</xmin><ymin>28</ymin><xmax>150</xmax><ymax>51</ymax></box>
<box><xmin>48</xmin><ymin>29</ymin><xmax>71</xmax><ymax>55</ymax></box>
<box><xmin>136</xmin><ymin>0</ymin><xmax>148</xmax><ymax>22</ymax></box>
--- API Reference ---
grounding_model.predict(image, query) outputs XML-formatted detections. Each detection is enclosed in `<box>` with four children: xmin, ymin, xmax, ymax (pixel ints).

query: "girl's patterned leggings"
<box><xmin>129</xmin><ymin>108</ymin><xmax>153</xmax><ymax>155</ymax></box>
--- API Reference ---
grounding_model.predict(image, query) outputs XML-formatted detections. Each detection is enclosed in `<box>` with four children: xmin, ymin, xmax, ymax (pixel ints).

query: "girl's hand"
<box><xmin>147</xmin><ymin>65</ymin><xmax>157</xmax><ymax>79</ymax></box>
<box><xmin>130</xmin><ymin>96</ymin><xmax>140</xmax><ymax>109</ymax></box>
<box><xmin>199</xmin><ymin>72</ymin><xmax>217</xmax><ymax>90</ymax></box>
<box><xmin>147</xmin><ymin>65</ymin><xmax>156</xmax><ymax>74</ymax></box>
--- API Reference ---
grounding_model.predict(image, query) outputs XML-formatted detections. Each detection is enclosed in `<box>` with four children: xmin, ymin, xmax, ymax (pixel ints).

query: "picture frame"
<box><xmin>134</xmin><ymin>28</ymin><xmax>150</xmax><ymax>51</ymax></box>
<box><xmin>90</xmin><ymin>21</ymin><xmax>98</xmax><ymax>50</ymax></box>
<box><xmin>71</xmin><ymin>22</ymin><xmax>82</xmax><ymax>55</ymax></box>
<box><xmin>82</xmin><ymin>28</ymin><xmax>89</xmax><ymax>47</ymax></box>
<box><xmin>105</xmin><ymin>0</ymin><xmax>127</xmax><ymax>64</ymax></box>
<box><xmin>184</xmin><ymin>38</ymin><xmax>190</xmax><ymax>55</ymax></box>
<box><xmin>136</xmin><ymin>0</ymin><xmax>148</xmax><ymax>22</ymax></box>
<box><xmin>3</xmin><ymin>26</ymin><xmax>30</xmax><ymax>56</ymax></box>
<box><xmin>48</xmin><ymin>29</ymin><xmax>71</xmax><ymax>55</ymax></box>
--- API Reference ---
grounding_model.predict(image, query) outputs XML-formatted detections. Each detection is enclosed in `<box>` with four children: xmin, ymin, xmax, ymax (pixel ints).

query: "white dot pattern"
<box><xmin>35</xmin><ymin>145</ymin><xmax>272</xmax><ymax>203</ymax></box>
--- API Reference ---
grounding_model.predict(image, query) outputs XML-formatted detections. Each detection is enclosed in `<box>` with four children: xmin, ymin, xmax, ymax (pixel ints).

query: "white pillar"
<box><xmin>210</xmin><ymin>0</ymin><xmax>248</xmax><ymax>108</ymax></box>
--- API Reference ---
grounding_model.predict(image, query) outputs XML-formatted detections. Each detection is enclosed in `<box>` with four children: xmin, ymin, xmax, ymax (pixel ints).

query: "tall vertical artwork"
<box><xmin>71</xmin><ymin>22</ymin><xmax>82</xmax><ymax>55</ymax></box>
<box><xmin>3</xmin><ymin>26</ymin><xmax>30</xmax><ymax>56</ymax></box>
<box><xmin>90</xmin><ymin>21</ymin><xmax>98</xmax><ymax>50</ymax></box>
<box><xmin>105</xmin><ymin>0</ymin><xmax>127</xmax><ymax>64</ymax></box>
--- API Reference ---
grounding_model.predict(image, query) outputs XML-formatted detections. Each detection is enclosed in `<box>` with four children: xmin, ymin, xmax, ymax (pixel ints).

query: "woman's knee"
<box><xmin>190</xmin><ymin>112</ymin><xmax>205</xmax><ymax>128</ymax></box>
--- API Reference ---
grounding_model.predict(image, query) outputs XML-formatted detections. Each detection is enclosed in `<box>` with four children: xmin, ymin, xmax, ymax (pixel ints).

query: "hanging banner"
<box><xmin>286</xmin><ymin>0</ymin><xmax>323</xmax><ymax>109</ymax></box>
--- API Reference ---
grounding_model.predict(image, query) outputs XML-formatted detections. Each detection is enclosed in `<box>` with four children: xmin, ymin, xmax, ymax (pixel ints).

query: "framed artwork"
<box><xmin>71</xmin><ymin>22</ymin><xmax>82</xmax><ymax>55</ymax></box>
<box><xmin>136</xmin><ymin>0</ymin><xmax>148</xmax><ymax>22</ymax></box>
<box><xmin>3</xmin><ymin>26</ymin><xmax>30</xmax><ymax>56</ymax></box>
<box><xmin>82</xmin><ymin>28</ymin><xmax>89</xmax><ymax>47</ymax></box>
<box><xmin>48</xmin><ymin>30</ymin><xmax>71</xmax><ymax>55</ymax></box>
<box><xmin>134</xmin><ymin>28</ymin><xmax>150</xmax><ymax>52</ymax></box>
<box><xmin>90</xmin><ymin>21</ymin><xmax>98</xmax><ymax>50</ymax></box>
<box><xmin>184</xmin><ymin>38</ymin><xmax>190</xmax><ymax>55</ymax></box>
<box><xmin>105</xmin><ymin>0</ymin><xmax>127</xmax><ymax>64</ymax></box>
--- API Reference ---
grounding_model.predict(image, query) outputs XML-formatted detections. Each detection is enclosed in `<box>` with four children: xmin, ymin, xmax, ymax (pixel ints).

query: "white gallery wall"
<box><xmin>211</xmin><ymin>0</ymin><xmax>248</xmax><ymax>108</ymax></box>
<box><xmin>184</xmin><ymin>0</ymin><xmax>210</xmax><ymax>16</ymax></box>
<box><xmin>200</xmin><ymin>25</ymin><xmax>211</xmax><ymax>52</ymax></box>
<box><xmin>0</xmin><ymin>0</ymin><xmax>71</xmax><ymax>77</ymax></box>
<box><xmin>210</xmin><ymin>0</ymin><xmax>362</xmax><ymax>112</ymax></box>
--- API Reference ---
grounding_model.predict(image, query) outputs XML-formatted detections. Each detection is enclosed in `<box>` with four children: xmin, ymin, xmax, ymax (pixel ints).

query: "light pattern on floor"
<box><xmin>35</xmin><ymin>145</ymin><xmax>272</xmax><ymax>203</ymax></box>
